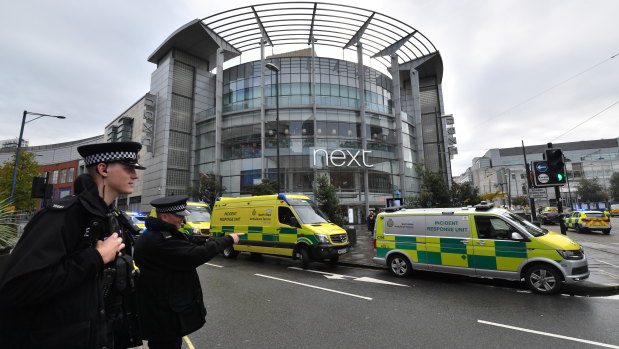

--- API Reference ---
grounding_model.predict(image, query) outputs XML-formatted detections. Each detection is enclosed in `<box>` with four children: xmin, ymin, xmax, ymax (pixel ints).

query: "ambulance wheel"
<box><xmin>296</xmin><ymin>248</ymin><xmax>310</xmax><ymax>269</ymax></box>
<box><xmin>603</xmin><ymin>230</ymin><xmax>610</xmax><ymax>235</ymax></box>
<box><xmin>388</xmin><ymin>254</ymin><xmax>412</xmax><ymax>277</ymax></box>
<box><xmin>223</xmin><ymin>246</ymin><xmax>239</xmax><ymax>259</ymax></box>
<box><xmin>525</xmin><ymin>264</ymin><xmax>562</xmax><ymax>295</ymax></box>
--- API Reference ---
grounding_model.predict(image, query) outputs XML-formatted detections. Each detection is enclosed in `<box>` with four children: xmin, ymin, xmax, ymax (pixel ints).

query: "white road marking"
<box><xmin>598</xmin><ymin>270</ymin><xmax>619</xmax><ymax>280</ymax></box>
<box><xmin>204</xmin><ymin>263</ymin><xmax>223</xmax><ymax>267</ymax></box>
<box><xmin>597</xmin><ymin>260</ymin><xmax>619</xmax><ymax>268</ymax></box>
<box><xmin>478</xmin><ymin>320</ymin><xmax>619</xmax><ymax>348</ymax></box>
<box><xmin>255</xmin><ymin>273</ymin><xmax>372</xmax><ymax>300</ymax></box>
<box><xmin>289</xmin><ymin>267</ymin><xmax>409</xmax><ymax>287</ymax></box>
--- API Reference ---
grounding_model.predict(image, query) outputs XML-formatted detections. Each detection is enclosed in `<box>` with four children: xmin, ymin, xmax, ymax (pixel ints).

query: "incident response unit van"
<box><xmin>211</xmin><ymin>194</ymin><xmax>349</xmax><ymax>268</ymax></box>
<box><xmin>373</xmin><ymin>202</ymin><xmax>589</xmax><ymax>294</ymax></box>
<box><xmin>150</xmin><ymin>201</ymin><xmax>211</xmax><ymax>238</ymax></box>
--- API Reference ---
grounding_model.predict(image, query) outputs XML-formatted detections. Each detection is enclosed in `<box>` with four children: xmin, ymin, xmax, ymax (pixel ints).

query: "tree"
<box><xmin>450</xmin><ymin>182</ymin><xmax>481</xmax><ymax>207</ymax></box>
<box><xmin>408</xmin><ymin>164</ymin><xmax>451</xmax><ymax>208</ymax></box>
<box><xmin>190</xmin><ymin>172</ymin><xmax>226</xmax><ymax>208</ymax></box>
<box><xmin>576</xmin><ymin>177</ymin><xmax>607</xmax><ymax>202</ymax></box>
<box><xmin>609</xmin><ymin>172</ymin><xmax>619</xmax><ymax>202</ymax></box>
<box><xmin>0</xmin><ymin>151</ymin><xmax>40</xmax><ymax>211</ymax></box>
<box><xmin>249</xmin><ymin>179</ymin><xmax>278</xmax><ymax>196</ymax></box>
<box><xmin>0</xmin><ymin>198</ymin><xmax>18</xmax><ymax>250</ymax></box>
<box><xmin>314</xmin><ymin>174</ymin><xmax>345</xmax><ymax>227</ymax></box>
<box><xmin>512</xmin><ymin>195</ymin><xmax>528</xmax><ymax>207</ymax></box>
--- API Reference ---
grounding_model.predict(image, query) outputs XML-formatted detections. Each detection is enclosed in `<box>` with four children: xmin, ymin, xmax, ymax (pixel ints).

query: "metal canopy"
<box><xmin>202</xmin><ymin>2</ymin><xmax>438</xmax><ymax>69</ymax></box>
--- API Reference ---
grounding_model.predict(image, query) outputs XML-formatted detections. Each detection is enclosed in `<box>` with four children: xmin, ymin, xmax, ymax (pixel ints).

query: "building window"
<box><xmin>68</xmin><ymin>167</ymin><xmax>75</xmax><ymax>183</ymax></box>
<box><xmin>60</xmin><ymin>169</ymin><xmax>67</xmax><ymax>184</ymax></box>
<box><xmin>51</xmin><ymin>170</ymin><xmax>59</xmax><ymax>184</ymax></box>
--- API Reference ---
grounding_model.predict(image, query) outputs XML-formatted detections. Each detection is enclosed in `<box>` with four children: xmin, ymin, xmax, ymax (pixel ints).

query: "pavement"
<box><xmin>338</xmin><ymin>224</ymin><xmax>619</xmax><ymax>296</ymax></box>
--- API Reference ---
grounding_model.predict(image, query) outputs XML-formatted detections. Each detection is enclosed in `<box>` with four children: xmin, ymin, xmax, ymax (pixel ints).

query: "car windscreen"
<box><xmin>187</xmin><ymin>206</ymin><xmax>211</xmax><ymax>222</ymax></box>
<box><xmin>288</xmin><ymin>199</ymin><xmax>329</xmax><ymax>224</ymax></box>
<box><xmin>503</xmin><ymin>212</ymin><xmax>546</xmax><ymax>237</ymax></box>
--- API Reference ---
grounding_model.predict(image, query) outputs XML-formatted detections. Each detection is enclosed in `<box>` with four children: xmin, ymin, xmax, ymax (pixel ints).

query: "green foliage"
<box><xmin>576</xmin><ymin>177</ymin><xmax>607</xmax><ymax>202</ymax></box>
<box><xmin>609</xmin><ymin>172</ymin><xmax>619</xmax><ymax>202</ymax></box>
<box><xmin>0</xmin><ymin>198</ymin><xmax>18</xmax><ymax>249</ymax></box>
<box><xmin>190</xmin><ymin>172</ymin><xmax>226</xmax><ymax>208</ymax></box>
<box><xmin>450</xmin><ymin>182</ymin><xmax>481</xmax><ymax>207</ymax></box>
<box><xmin>512</xmin><ymin>195</ymin><xmax>529</xmax><ymax>207</ymax></box>
<box><xmin>0</xmin><ymin>151</ymin><xmax>40</xmax><ymax>211</ymax></box>
<box><xmin>408</xmin><ymin>164</ymin><xmax>451</xmax><ymax>208</ymax></box>
<box><xmin>249</xmin><ymin>179</ymin><xmax>278</xmax><ymax>196</ymax></box>
<box><xmin>313</xmin><ymin>175</ymin><xmax>345</xmax><ymax>226</ymax></box>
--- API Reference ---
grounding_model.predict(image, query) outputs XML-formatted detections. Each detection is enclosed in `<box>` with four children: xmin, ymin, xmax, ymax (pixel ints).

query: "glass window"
<box><xmin>60</xmin><ymin>169</ymin><xmax>66</xmax><ymax>184</ymax></box>
<box><xmin>474</xmin><ymin>216</ymin><xmax>519</xmax><ymax>240</ymax></box>
<box><xmin>68</xmin><ymin>168</ymin><xmax>75</xmax><ymax>183</ymax></box>
<box><xmin>52</xmin><ymin>170</ymin><xmax>59</xmax><ymax>184</ymax></box>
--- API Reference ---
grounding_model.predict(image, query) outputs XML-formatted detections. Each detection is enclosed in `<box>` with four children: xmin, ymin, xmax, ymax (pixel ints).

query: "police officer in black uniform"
<box><xmin>134</xmin><ymin>195</ymin><xmax>243</xmax><ymax>349</ymax></box>
<box><xmin>0</xmin><ymin>141</ymin><xmax>145</xmax><ymax>349</ymax></box>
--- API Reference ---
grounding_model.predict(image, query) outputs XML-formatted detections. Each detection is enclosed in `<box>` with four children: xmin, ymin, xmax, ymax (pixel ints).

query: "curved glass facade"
<box><xmin>195</xmin><ymin>56</ymin><xmax>418</xmax><ymax>214</ymax></box>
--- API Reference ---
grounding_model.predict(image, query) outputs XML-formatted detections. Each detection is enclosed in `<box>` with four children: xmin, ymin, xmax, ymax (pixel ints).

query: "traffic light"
<box><xmin>545</xmin><ymin>148</ymin><xmax>566</xmax><ymax>186</ymax></box>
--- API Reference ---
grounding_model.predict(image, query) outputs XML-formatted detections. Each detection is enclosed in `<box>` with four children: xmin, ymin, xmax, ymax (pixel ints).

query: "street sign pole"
<box><xmin>522</xmin><ymin>141</ymin><xmax>536</xmax><ymax>221</ymax></box>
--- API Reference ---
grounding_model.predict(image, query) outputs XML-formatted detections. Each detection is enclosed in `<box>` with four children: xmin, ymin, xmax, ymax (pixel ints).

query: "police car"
<box><xmin>564</xmin><ymin>210</ymin><xmax>611</xmax><ymax>235</ymax></box>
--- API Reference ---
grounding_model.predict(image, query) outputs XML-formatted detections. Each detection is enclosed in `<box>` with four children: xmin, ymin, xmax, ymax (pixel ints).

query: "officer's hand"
<box><xmin>96</xmin><ymin>233</ymin><xmax>125</xmax><ymax>264</ymax></box>
<box><xmin>229</xmin><ymin>233</ymin><xmax>245</xmax><ymax>244</ymax></box>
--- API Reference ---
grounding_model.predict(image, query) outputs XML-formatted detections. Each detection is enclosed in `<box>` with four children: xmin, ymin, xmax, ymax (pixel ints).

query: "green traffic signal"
<box><xmin>557</xmin><ymin>173</ymin><xmax>564</xmax><ymax>181</ymax></box>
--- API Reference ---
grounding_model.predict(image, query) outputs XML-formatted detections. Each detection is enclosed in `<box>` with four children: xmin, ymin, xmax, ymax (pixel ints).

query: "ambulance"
<box><xmin>211</xmin><ymin>194</ymin><xmax>349</xmax><ymax>268</ymax></box>
<box><xmin>373</xmin><ymin>202</ymin><xmax>589</xmax><ymax>294</ymax></box>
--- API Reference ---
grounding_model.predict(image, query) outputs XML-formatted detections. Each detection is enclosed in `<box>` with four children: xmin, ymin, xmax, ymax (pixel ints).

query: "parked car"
<box><xmin>565</xmin><ymin>210</ymin><xmax>611</xmax><ymax>235</ymax></box>
<box><xmin>539</xmin><ymin>211</ymin><xmax>562</xmax><ymax>225</ymax></box>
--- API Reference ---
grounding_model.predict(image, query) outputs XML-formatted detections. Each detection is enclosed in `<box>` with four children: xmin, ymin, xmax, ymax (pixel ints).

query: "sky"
<box><xmin>1</xmin><ymin>0</ymin><xmax>618</xmax><ymax>176</ymax></box>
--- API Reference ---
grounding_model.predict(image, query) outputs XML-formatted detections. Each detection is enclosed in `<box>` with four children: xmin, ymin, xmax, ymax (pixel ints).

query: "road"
<box><xmin>177</xmin><ymin>252</ymin><xmax>619</xmax><ymax>349</ymax></box>
<box><xmin>543</xmin><ymin>216</ymin><xmax>619</xmax><ymax>287</ymax></box>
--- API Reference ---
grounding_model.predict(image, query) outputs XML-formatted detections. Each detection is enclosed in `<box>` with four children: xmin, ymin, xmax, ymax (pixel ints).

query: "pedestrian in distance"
<box><xmin>0</xmin><ymin>141</ymin><xmax>146</xmax><ymax>349</ymax></box>
<box><xmin>133</xmin><ymin>195</ymin><xmax>244</xmax><ymax>349</ymax></box>
<box><xmin>367</xmin><ymin>210</ymin><xmax>376</xmax><ymax>232</ymax></box>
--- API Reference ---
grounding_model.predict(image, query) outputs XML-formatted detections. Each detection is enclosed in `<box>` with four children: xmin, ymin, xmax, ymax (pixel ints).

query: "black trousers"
<box><xmin>147</xmin><ymin>337</ymin><xmax>182</xmax><ymax>349</ymax></box>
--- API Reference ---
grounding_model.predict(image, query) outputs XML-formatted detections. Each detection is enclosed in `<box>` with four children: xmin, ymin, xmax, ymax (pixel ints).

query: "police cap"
<box><xmin>77</xmin><ymin>141</ymin><xmax>146</xmax><ymax>169</ymax></box>
<box><xmin>151</xmin><ymin>195</ymin><xmax>190</xmax><ymax>216</ymax></box>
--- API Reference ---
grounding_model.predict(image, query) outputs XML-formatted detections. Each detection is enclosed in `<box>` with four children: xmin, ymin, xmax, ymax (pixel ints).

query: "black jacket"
<box><xmin>0</xmin><ymin>186</ymin><xmax>120</xmax><ymax>349</ymax></box>
<box><xmin>134</xmin><ymin>217</ymin><xmax>233</xmax><ymax>340</ymax></box>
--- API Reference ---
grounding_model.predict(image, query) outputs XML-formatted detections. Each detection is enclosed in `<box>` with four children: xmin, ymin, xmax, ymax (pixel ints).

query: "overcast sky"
<box><xmin>1</xmin><ymin>0</ymin><xmax>617</xmax><ymax>176</ymax></box>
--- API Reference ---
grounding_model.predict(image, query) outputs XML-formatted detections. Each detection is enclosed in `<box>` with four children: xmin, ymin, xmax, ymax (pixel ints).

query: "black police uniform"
<box><xmin>134</xmin><ymin>195</ymin><xmax>234</xmax><ymax>348</ymax></box>
<box><xmin>0</xmin><ymin>142</ymin><xmax>145</xmax><ymax>349</ymax></box>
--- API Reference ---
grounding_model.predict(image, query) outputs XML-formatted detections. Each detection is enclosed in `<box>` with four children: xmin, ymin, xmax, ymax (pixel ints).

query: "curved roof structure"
<box><xmin>149</xmin><ymin>2</ymin><xmax>439</xmax><ymax>70</ymax></box>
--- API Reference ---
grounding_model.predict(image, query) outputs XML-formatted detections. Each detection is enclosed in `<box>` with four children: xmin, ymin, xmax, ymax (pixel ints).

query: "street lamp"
<box><xmin>265</xmin><ymin>62</ymin><xmax>281</xmax><ymax>193</ymax></box>
<box><xmin>9</xmin><ymin>110</ymin><xmax>66</xmax><ymax>203</ymax></box>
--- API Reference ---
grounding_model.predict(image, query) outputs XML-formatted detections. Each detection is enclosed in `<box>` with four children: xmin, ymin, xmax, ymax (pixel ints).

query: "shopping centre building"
<box><xmin>2</xmin><ymin>3</ymin><xmax>457</xmax><ymax>221</ymax></box>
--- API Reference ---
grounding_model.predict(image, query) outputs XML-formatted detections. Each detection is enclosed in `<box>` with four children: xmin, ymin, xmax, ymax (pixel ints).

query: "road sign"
<box><xmin>538</xmin><ymin>173</ymin><xmax>549</xmax><ymax>184</ymax></box>
<box><xmin>535</xmin><ymin>162</ymin><xmax>548</xmax><ymax>172</ymax></box>
<box><xmin>529</xmin><ymin>188</ymin><xmax>547</xmax><ymax>199</ymax></box>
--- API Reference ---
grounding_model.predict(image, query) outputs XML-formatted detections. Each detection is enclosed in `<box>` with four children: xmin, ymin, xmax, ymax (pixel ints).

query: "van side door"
<box><xmin>472</xmin><ymin>215</ymin><xmax>528</xmax><ymax>278</ymax></box>
<box><xmin>423</xmin><ymin>214</ymin><xmax>474</xmax><ymax>275</ymax></box>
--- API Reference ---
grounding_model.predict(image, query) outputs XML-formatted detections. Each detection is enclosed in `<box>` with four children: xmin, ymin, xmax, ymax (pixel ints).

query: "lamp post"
<box><xmin>265</xmin><ymin>63</ymin><xmax>281</xmax><ymax>193</ymax></box>
<box><xmin>9</xmin><ymin>110</ymin><xmax>66</xmax><ymax>203</ymax></box>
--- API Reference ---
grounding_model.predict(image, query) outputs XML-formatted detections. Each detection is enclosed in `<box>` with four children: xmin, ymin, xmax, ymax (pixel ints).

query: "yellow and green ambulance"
<box><xmin>373</xmin><ymin>202</ymin><xmax>589</xmax><ymax>294</ymax></box>
<box><xmin>211</xmin><ymin>194</ymin><xmax>349</xmax><ymax>268</ymax></box>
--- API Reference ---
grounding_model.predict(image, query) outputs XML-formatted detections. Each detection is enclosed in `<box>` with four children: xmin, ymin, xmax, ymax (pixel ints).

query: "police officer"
<box><xmin>134</xmin><ymin>195</ymin><xmax>243</xmax><ymax>349</ymax></box>
<box><xmin>0</xmin><ymin>141</ymin><xmax>145</xmax><ymax>349</ymax></box>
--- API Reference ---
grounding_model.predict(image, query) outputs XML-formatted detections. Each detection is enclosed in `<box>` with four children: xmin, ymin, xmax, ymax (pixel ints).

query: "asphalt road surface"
<box><xmin>175</xmin><ymin>252</ymin><xmax>619</xmax><ymax>349</ymax></box>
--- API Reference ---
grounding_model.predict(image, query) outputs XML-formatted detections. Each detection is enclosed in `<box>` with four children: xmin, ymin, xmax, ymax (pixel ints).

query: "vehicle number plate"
<box><xmin>338</xmin><ymin>248</ymin><xmax>347</xmax><ymax>255</ymax></box>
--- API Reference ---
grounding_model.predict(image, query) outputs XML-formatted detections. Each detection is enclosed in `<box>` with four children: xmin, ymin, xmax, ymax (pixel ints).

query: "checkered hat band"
<box><xmin>156</xmin><ymin>204</ymin><xmax>187</xmax><ymax>213</ymax></box>
<box><xmin>84</xmin><ymin>151</ymin><xmax>137</xmax><ymax>166</ymax></box>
